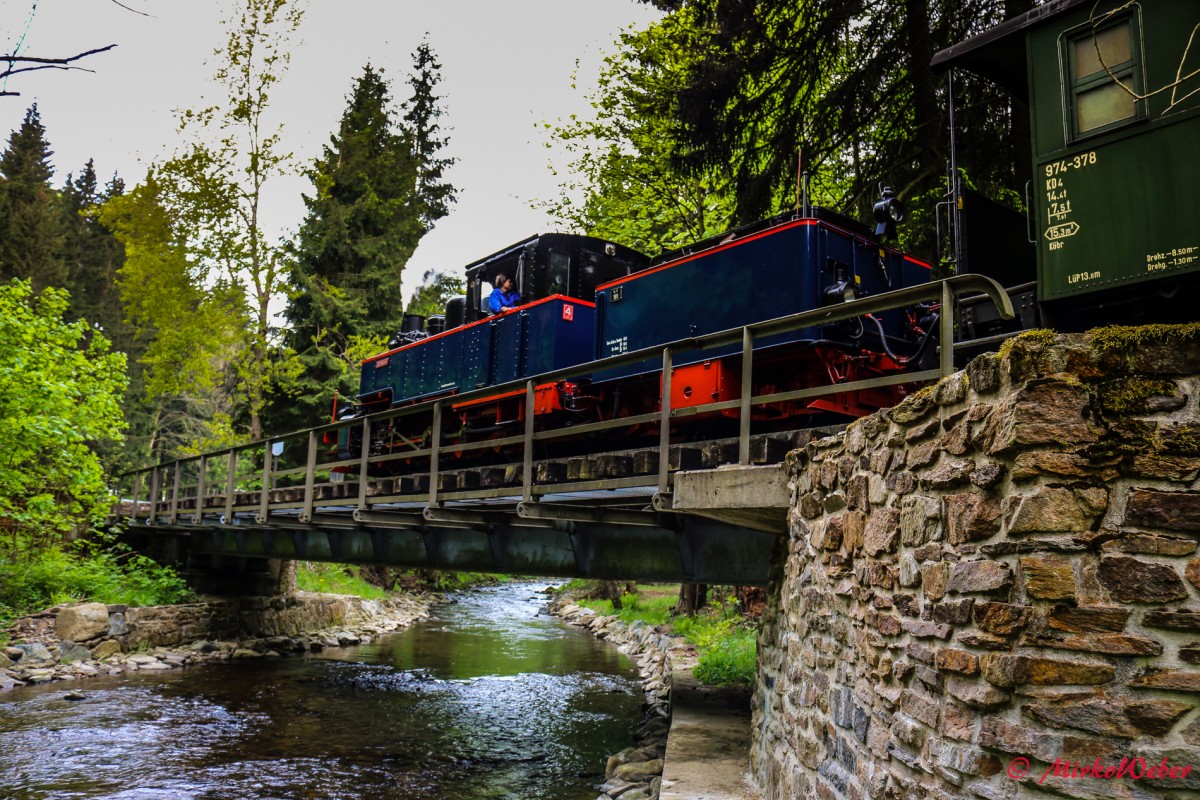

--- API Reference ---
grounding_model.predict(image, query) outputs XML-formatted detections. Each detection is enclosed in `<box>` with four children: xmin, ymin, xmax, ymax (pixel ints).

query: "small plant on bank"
<box><xmin>296</xmin><ymin>563</ymin><xmax>389</xmax><ymax>599</ymax></box>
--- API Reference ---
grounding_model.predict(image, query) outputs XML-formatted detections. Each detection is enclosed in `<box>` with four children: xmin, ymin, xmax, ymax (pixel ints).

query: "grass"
<box><xmin>296</xmin><ymin>563</ymin><xmax>390</xmax><ymax>599</ymax></box>
<box><xmin>575</xmin><ymin>584</ymin><xmax>758</xmax><ymax>687</ymax></box>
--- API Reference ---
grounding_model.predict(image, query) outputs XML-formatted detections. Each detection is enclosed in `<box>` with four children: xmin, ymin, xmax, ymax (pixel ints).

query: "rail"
<box><xmin>112</xmin><ymin>275</ymin><xmax>1014</xmax><ymax>527</ymax></box>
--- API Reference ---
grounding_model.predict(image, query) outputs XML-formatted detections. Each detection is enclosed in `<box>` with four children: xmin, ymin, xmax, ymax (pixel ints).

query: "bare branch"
<box><xmin>1</xmin><ymin>44</ymin><xmax>117</xmax><ymax>69</ymax></box>
<box><xmin>109</xmin><ymin>0</ymin><xmax>154</xmax><ymax>17</ymax></box>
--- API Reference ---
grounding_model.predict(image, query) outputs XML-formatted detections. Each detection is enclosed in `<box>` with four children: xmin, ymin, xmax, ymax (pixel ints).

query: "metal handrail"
<box><xmin>113</xmin><ymin>275</ymin><xmax>1013</xmax><ymax>525</ymax></box>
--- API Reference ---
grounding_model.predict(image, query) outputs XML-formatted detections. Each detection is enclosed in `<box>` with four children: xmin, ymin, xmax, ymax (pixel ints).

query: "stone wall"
<box><xmin>52</xmin><ymin>591</ymin><xmax>430</xmax><ymax>651</ymax></box>
<box><xmin>752</xmin><ymin>330</ymin><xmax>1200</xmax><ymax>799</ymax></box>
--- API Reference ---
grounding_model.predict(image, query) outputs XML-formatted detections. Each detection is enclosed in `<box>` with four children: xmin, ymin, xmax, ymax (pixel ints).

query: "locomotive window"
<box><xmin>548</xmin><ymin>250</ymin><xmax>569</xmax><ymax>296</ymax></box>
<box><xmin>1066</xmin><ymin>16</ymin><xmax>1143</xmax><ymax>138</ymax></box>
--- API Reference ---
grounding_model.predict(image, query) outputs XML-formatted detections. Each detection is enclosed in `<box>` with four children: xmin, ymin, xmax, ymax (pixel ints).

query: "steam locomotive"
<box><xmin>339</xmin><ymin>0</ymin><xmax>1200</xmax><ymax>464</ymax></box>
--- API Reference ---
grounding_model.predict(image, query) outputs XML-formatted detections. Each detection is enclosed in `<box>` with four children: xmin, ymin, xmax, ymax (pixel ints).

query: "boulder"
<box><xmin>56</xmin><ymin>603</ymin><xmax>111</xmax><ymax>642</ymax></box>
<box><xmin>59</xmin><ymin>642</ymin><xmax>92</xmax><ymax>664</ymax></box>
<box><xmin>90</xmin><ymin>640</ymin><xmax>122</xmax><ymax>660</ymax></box>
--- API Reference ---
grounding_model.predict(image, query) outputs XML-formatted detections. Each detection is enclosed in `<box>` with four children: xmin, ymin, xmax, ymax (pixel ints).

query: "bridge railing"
<box><xmin>113</xmin><ymin>275</ymin><xmax>1013</xmax><ymax>526</ymax></box>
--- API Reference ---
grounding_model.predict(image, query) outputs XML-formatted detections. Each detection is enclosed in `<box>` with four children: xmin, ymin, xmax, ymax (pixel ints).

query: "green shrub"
<box><xmin>692</xmin><ymin>627</ymin><xmax>757</xmax><ymax>686</ymax></box>
<box><xmin>0</xmin><ymin>543</ymin><xmax>193</xmax><ymax>623</ymax></box>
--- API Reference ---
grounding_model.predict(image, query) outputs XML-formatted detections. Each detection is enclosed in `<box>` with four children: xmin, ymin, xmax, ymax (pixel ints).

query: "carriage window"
<box><xmin>548</xmin><ymin>250</ymin><xmax>570</xmax><ymax>296</ymax></box>
<box><xmin>1067</xmin><ymin>17</ymin><xmax>1142</xmax><ymax>138</ymax></box>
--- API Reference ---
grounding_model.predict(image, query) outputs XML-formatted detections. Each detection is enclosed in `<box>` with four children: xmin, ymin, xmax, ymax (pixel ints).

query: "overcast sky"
<box><xmin>0</xmin><ymin>0</ymin><xmax>660</xmax><ymax>300</ymax></box>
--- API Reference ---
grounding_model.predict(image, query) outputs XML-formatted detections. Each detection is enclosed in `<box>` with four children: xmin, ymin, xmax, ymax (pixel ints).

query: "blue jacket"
<box><xmin>488</xmin><ymin>287</ymin><xmax>521</xmax><ymax>313</ymax></box>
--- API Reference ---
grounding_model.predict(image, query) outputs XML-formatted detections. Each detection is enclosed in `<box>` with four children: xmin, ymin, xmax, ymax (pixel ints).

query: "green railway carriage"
<box><xmin>935</xmin><ymin>0</ymin><xmax>1200</xmax><ymax>323</ymax></box>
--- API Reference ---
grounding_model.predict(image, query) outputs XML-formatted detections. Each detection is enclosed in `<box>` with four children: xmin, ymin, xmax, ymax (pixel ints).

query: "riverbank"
<box><xmin>549</xmin><ymin>591</ymin><xmax>760</xmax><ymax>800</ymax></box>
<box><xmin>1</xmin><ymin>590</ymin><xmax>438</xmax><ymax>691</ymax></box>
<box><xmin>549</xmin><ymin>595</ymin><xmax>677</xmax><ymax>800</ymax></box>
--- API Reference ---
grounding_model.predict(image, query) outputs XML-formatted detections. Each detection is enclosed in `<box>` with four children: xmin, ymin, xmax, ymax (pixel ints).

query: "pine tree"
<box><xmin>404</xmin><ymin>41</ymin><xmax>456</xmax><ymax>228</ymax></box>
<box><xmin>0</xmin><ymin>104</ymin><xmax>66</xmax><ymax>292</ymax></box>
<box><xmin>59</xmin><ymin>159</ymin><xmax>128</xmax><ymax>346</ymax></box>
<box><xmin>271</xmin><ymin>53</ymin><xmax>455</xmax><ymax>436</ymax></box>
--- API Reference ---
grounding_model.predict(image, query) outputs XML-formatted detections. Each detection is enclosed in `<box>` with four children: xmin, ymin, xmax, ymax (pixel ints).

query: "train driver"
<box><xmin>488</xmin><ymin>273</ymin><xmax>521</xmax><ymax>314</ymax></box>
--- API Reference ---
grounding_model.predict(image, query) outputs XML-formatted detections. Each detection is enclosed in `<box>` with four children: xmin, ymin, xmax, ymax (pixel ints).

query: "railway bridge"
<box><xmin>109</xmin><ymin>277</ymin><xmax>1013</xmax><ymax>590</ymax></box>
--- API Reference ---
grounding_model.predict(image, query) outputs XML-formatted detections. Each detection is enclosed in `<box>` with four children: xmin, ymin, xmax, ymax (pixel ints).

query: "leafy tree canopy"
<box><xmin>542</xmin><ymin>9</ymin><xmax>737</xmax><ymax>255</ymax></box>
<box><xmin>0</xmin><ymin>280</ymin><xmax>127</xmax><ymax>552</ymax></box>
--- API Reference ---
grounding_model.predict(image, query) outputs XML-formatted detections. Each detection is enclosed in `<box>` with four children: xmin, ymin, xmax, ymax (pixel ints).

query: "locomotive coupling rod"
<box><xmin>352</xmin><ymin>509</ymin><xmax>425</xmax><ymax>528</ymax></box>
<box><xmin>516</xmin><ymin>502</ymin><xmax>664</xmax><ymax>528</ymax></box>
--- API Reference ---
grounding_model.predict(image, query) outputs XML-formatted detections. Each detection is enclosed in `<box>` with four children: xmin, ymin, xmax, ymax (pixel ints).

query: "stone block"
<box><xmin>1020</xmin><ymin>556</ymin><xmax>1076</xmax><ymax>600</ymax></box>
<box><xmin>970</xmin><ymin>461</ymin><xmax>1005</xmax><ymax>489</ymax></box>
<box><xmin>1027</xmin><ymin>633</ymin><xmax>1162</xmax><ymax>657</ymax></box>
<box><xmin>1142</xmin><ymin>609</ymin><xmax>1200</xmax><ymax>631</ymax></box>
<box><xmin>1124</xmin><ymin>488</ymin><xmax>1200</xmax><ymax>530</ymax></box>
<box><xmin>862</xmin><ymin>508</ymin><xmax>901</xmax><ymax>557</ymax></box>
<box><xmin>899</xmin><ymin>689</ymin><xmax>940</xmax><ymax>728</ymax></box>
<box><xmin>947</xmin><ymin>560</ymin><xmax>1013</xmax><ymax>595</ymax></box>
<box><xmin>921</xmin><ymin>460</ymin><xmax>974</xmax><ymax>490</ymax></box>
<box><xmin>900</xmin><ymin>495</ymin><xmax>942</xmax><ymax>547</ymax></box>
<box><xmin>1130</xmin><ymin>669</ymin><xmax>1200</xmax><ymax>692</ymax></box>
<box><xmin>1101</xmin><ymin>532</ymin><xmax>1197</xmax><ymax>556</ymax></box>
<box><xmin>945</xmin><ymin>493</ymin><xmax>1002</xmax><ymax>545</ymax></box>
<box><xmin>901</xmin><ymin>619</ymin><xmax>951</xmax><ymax>640</ymax></box>
<box><xmin>55</xmin><ymin>603</ymin><xmax>111</xmax><ymax>642</ymax></box>
<box><xmin>1010</xmin><ymin>452</ymin><xmax>1118</xmax><ymax>482</ymax></box>
<box><xmin>1001</xmin><ymin>486</ymin><xmax>1107</xmax><ymax>535</ymax></box>
<box><xmin>1098</xmin><ymin>556</ymin><xmax>1187</xmax><ymax>603</ymax></box>
<box><xmin>931</xmin><ymin>598</ymin><xmax>974</xmax><ymax>626</ymax></box>
<box><xmin>1045</xmin><ymin>605</ymin><xmax>1129</xmax><ymax>633</ymax></box>
<box><xmin>979</xmin><ymin>654</ymin><xmax>1114</xmax><ymax>688</ymax></box>
<box><xmin>1024</xmin><ymin>697</ymin><xmax>1191</xmax><ymax>738</ymax></box>
<box><xmin>978</xmin><ymin>717</ymin><xmax>1061</xmax><ymax>762</ymax></box>
<box><xmin>945</xmin><ymin>676</ymin><xmax>1008</xmax><ymax>710</ymax></box>
<box><xmin>934</xmin><ymin>648</ymin><xmax>979</xmax><ymax>676</ymax></box>
<box><xmin>985</xmin><ymin>381</ymin><xmax>1101</xmax><ymax>455</ymax></box>
<box><xmin>922</xmin><ymin>562</ymin><xmax>951</xmax><ymax>601</ymax></box>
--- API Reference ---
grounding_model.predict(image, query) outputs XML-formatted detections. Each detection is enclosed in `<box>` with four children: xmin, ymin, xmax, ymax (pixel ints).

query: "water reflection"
<box><xmin>0</xmin><ymin>584</ymin><xmax>642</xmax><ymax>800</ymax></box>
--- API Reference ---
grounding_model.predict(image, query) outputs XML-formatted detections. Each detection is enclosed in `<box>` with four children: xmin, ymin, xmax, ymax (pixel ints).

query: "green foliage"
<box><xmin>0</xmin><ymin>542</ymin><xmax>193</xmax><ymax>625</ymax></box>
<box><xmin>296</xmin><ymin>562</ymin><xmax>390</xmax><ymax>599</ymax></box>
<box><xmin>0</xmin><ymin>280</ymin><xmax>127</xmax><ymax>550</ymax></box>
<box><xmin>405</xmin><ymin>268</ymin><xmax>464</xmax><ymax>319</ymax></box>
<box><xmin>543</xmin><ymin>10</ymin><xmax>736</xmax><ymax>255</ymax></box>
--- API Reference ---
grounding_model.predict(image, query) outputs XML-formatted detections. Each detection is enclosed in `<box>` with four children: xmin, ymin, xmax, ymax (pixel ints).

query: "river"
<box><xmin>0</xmin><ymin>584</ymin><xmax>644</xmax><ymax>800</ymax></box>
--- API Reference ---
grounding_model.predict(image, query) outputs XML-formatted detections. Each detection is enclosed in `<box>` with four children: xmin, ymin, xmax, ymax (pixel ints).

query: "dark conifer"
<box><xmin>0</xmin><ymin>104</ymin><xmax>66</xmax><ymax>291</ymax></box>
<box><xmin>271</xmin><ymin>52</ymin><xmax>455</xmax><ymax>435</ymax></box>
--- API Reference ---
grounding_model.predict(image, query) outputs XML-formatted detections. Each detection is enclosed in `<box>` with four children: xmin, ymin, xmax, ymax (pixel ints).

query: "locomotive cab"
<box><xmin>462</xmin><ymin>234</ymin><xmax>649</xmax><ymax>324</ymax></box>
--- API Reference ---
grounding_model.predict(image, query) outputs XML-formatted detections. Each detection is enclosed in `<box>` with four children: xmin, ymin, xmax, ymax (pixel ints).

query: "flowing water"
<box><xmin>0</xmin><ymin>584</ymin><xmax>644</xmax><ymax>800</ymax></box>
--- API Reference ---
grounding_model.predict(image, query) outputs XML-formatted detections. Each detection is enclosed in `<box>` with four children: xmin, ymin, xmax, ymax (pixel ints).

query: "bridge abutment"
<box><xmin>753</xmin><ymin>330</ymin><xmax>1200</xmax><ymax>798</ymax></box>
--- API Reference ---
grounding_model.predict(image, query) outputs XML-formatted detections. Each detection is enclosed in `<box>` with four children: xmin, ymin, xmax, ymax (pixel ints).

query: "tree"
<box><xmin>59</xmin><ymin>159</ymin><xmax>128</xmax><ymax>342</ymax></box>
<box><xmin>543</xmin><ymin>11</ymin><xmax>736</xmax><ymax>255</ymax></box>
<box><xmin>404</xmin><ymin>268</ymin><xmax>464</xmax><ymax>319</ymax></box>
<box><xmin>153</xmin><ymin>0</ymin><xmax>304</xmax><ymax>442</ymax></box>
<box><xmin>635</xmin><ymin>0</ymin><xmax>1035</xmax><ymax>258</ymax></box>
<box><xmin>0</xmin><ymin>280</ymin><xmax>126</xmax><ymax>556</ymax></box>
<box><xmin>98</xmin><ymin>174</ymin><xmax>243</xmax><ymax>465</ymax></box>
<box><xmin>271</xmin><ymin>52</ymin><xmax>456</xmax><ymax>436</ymax></box>
<box><xmin>0</xmin><ymin>104</ymin><xmax>65</xmax><ymax>291</ymax></box>
<box><xmin>404</xmin><ymin>41</ymin><xmax>456</xmax><ymax>229</ymax></box>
